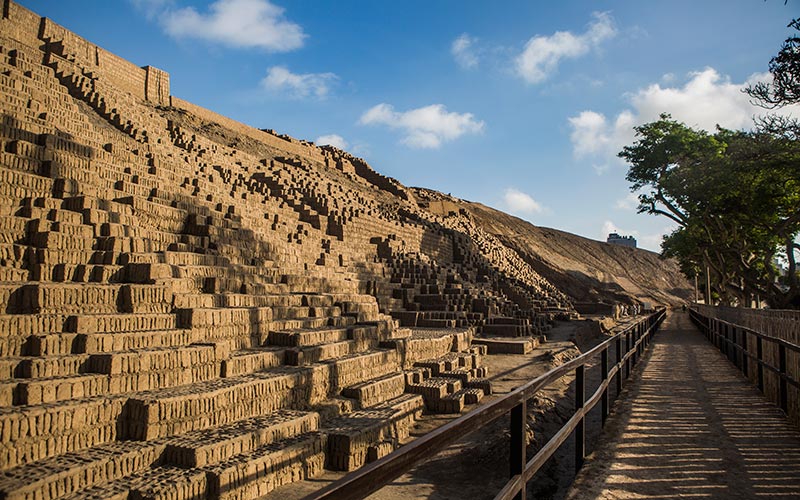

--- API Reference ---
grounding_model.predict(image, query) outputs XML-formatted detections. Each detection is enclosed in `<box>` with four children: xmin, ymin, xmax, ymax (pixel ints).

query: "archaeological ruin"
<box><xmin>0</xmin><ymin>2</ymin><xmax>691</xmax><ymax>499</ymax></box>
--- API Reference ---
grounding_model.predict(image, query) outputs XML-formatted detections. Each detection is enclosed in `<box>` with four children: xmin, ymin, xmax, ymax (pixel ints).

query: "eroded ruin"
<box><xmin>0</xmin><ymin>2</ymin><xmax>690</xmax><ymax>499</ymax></box>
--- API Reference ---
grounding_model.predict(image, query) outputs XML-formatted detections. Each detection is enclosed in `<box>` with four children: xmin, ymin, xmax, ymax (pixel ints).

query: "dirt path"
<box><xmin>567</xmin><ymin>311</ymin><xmax>800</xmax><ymax>500</ymax></box>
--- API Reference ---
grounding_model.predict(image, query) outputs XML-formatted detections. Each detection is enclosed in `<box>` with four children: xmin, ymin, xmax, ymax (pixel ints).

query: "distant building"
<box><xmin>607</xmin><ymin>232</ymin><xmax>637</xmax><ymax>248</ymax></box>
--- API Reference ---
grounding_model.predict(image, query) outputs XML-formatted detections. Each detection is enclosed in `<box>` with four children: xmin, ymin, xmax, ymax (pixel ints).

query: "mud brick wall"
<box><xmin>397</xmin><ymin>328</ymin><xmax>473</xmax><ymax>368</ymax></box>
<box><xmin>307</xmin><ymin>350</ymin><xmax>400</xmax><ymax>404</ymax></box>
<box><xmin>0</xmin><ymin>396</ymin><xmax>127</xmax><ymax>469</ymax></box>
<box><xmin>38</xmin><ymin>18</ymin><xmax>168</xmax><ymax>105</ymax></box>
<box><xmin>0</xmin><ymin>2</ymin><xmax>587</xmax><ymax>497</ymax></box>
<box><xmin>170</xmin><ymin>96</ymin><xmax>324</xmax><ymax>164</ymax></box>
<box><xmin>123</xmin><ymin>369</ymin><xmax>314</xmax><ymax>440</ymax></box>
<box><xmin>0</xmin><ymin>1</ymin><xmax>41</xmax><ymax>49</ymax></box>
<box><xmin>144</xmin><ymin>66</ymin><xmax>169</xmax><ymax>106</ymax></box>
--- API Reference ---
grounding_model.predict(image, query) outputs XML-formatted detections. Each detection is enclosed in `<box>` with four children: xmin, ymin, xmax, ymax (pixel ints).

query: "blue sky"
<box><xmin>20</xmin><ymin>0</ymin><xmax>800</xmax><ymax>251</ymax></box>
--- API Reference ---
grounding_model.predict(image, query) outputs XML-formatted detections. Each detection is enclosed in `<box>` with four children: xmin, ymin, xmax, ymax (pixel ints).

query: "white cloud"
<box><xmin>351</xmin><ymin>143</ymin><xmax>370</xmax><ymax>157</ymax></box>
<box><xmin>161</xmin><ymin>0</ymin><xmax>306</xmax><ymax>51</ymax></box>
<box><xmin>130</xmin><ymin>0</ymin><xmax>173</xmax><ymax>19</ymax></box>
<box><xmin>316</xmin><ymin>134</ymin><xmax>348</xmax><ymax>150</ymax></box>
<box><xmin>568</xmin><ymin>68</ymin><xmax>800</xmax><ymax>172</ymax></box>
<box><xmin>630</xmin><ymin>69</ymin><xmax>761</xmax><ymax>130</ymax></box>
<box><xmin>452</xmin><ymin>34</ymin><xmax>479</xmax><ymax>69</ymax></box>
<box><xmin>615</xmin><ymin>193</ymin><xmax>639</xmax><ymax>210</ymax></box>
<box><xmin>515</xmin><ymin>11</ymin><xmax>616</xmax><ymax>84</ymax></box>
<box><xmin>359</xmin><ymin>103</ymin><xmax>485</xmax><ymax>149</ymax></box>
<box><xmin>261</xmin><ymin>66</ymin><xmax>337</xmax><ymax>99</ymax></box>
<box><xmin>504</xmin><ymin>188</ymin><xmax>544</xmax><ymax>215</ymax></box>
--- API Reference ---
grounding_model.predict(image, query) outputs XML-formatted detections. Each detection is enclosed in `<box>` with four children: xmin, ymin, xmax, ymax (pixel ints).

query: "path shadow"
<box><xmin>568</xmin><ymin>312</ymin><xmax>800</xmax><ymax>500</ymax></box>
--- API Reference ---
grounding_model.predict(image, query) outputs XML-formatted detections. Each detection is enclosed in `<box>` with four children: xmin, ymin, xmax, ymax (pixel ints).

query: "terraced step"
<box><xmin>471</xmin><ymin>337</ymin><xmax>537</xmax><ymax>354</ymax></box>
<box><xmin>267</xmin><ymin>327</ymin><xmax>349</xmax><ymax>347</ymax></box>
<box><xmin>203</xmin><ymin>431</ymin><xmax>326</xmax><ymax>500</ymax></box>
<box><xmin>14</xmin><ymin>354</ymin><xmax>89</xmax><ymax>378</ymax></box>
<box><xmin>437</xmin><ymin>387</ymin><xmax>485</xmax><ymax>413</ymax></box>
<box><xmin>77</xmin><ymin>328</ymin><xmax>194</xmax><ymax>353</ymax></box>
<box><xmin>123</xmin><ymin>368</ymin><xmax>312</xmax><ymax>440</ymax></box>
<box><xmin>285</xmin><ymin>340</ymin><xmax>361</xmax><ymax>366</ymax></box>
<box><xmin>341</xmin><ymin>372</ymin><xmax>406</xmax><ymax>408</ymax></box>
<box><xmin>405</xmin><ymin>376</ymin><xmax>462</xmax><ymax>403</ymax></box>
<box><xmin>323</xmin><ymin>393</ymin><xmax>424</xmax><ymax>471</ymax></box>
<box><xmin>164</xmin><ymin>409</ymin><xmax>319</xmax><ymax>467</ymax></box>
<box><xmin>0</xmin><ymin>394</ymin><xmax>129</xmax><ymax>470</ymax></box>
<box><xmin>58</xmin><ymin>465</ymin><xmax>209</xmax><ymax>500</ymax></box>
<box><xmin>65</xmin><ymin>312</ymin><xmax>178</xmax><ymax>334</ymax></box>
<box><xmin>222</xmin><ymin>347</ymin><xmax>285</xmax><ymax>377</ymax></box>
<box><xmin>270</xmin><ymin>315</ymin><xmax>357</xmax><ymax>332</ymax></box>
<box><xmin>0</xmin><ymin>440</ymin><xmax>165</xmax><ymax>500</ymax></box>
<box><xmin>16</xmin><ymin>373</ymin><xmax>108</xmax><ymax>405</ymax></box>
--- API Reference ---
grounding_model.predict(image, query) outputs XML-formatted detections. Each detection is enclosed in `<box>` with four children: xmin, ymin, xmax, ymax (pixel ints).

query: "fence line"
<box><xmin>689</xmin><ymin>307</ymin><xmax>800</xmax><ymax>428</ymax></box>
<box><xmin>694</xmin><ymin>304</ymin><xmax>800</xmax><ymax>344</ymax></box>
<box><xmin>305</xmin><ymin>309</ymin><xmax>667</xmax><ymax>500</ymax></box>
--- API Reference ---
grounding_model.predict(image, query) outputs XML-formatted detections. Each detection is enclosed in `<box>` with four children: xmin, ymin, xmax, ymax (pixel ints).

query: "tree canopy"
<box><xmin>619</xmin><ymin>115</ymin><xmax>800</xmax><ymax>307</ymax></box>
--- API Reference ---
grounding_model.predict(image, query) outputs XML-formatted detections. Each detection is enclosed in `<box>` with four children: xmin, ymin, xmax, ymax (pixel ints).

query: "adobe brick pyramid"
<box><xmin>0</xmin><ymin>2</ymin><xmax>686</xmax><ymax>499</ymax></box>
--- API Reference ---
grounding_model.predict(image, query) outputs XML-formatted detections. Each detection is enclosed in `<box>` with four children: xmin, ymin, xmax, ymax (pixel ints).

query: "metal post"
<box><xmin>510</xmin><ymin>401</ymin><xmax>526</xmax><ymax>500</ymax></box>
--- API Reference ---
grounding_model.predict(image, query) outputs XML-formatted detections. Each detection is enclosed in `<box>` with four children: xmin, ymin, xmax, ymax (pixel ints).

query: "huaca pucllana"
<box><xmin>0</xmin><ymin>2</ymin><xmax>690</xmax><ymax>499</ymax></box>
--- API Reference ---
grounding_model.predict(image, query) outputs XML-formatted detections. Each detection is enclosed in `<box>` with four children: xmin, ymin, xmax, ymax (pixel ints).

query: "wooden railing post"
<box><xmin>601</xmin><ymin>347</ymin><xmax>609</xmax><ymax>425</ymax></box>
<box><xmin>779</xmin><ymin>344</ymin><xmax>788</xmax><ymax>414</ymax></box>
<box><xmin>625</xmin><ymin>331</ymin><xmax>631</xmax><ymax>379</ymax></box>
<box><xmin>303</xmin><ymin>311</ymin><xmax>669</xmax><ymax>500</ymax></box>
<box><xmin>723</xmin><ymin>323</ymin><xmax>730</xmax><ymax>360</ymax></box>
<box><xmin>707</xmin><ymin>316</ymin><xmax>712</xmax><ymax>343</ymax></box>
<box><xmin>741</xmin><ymin>329</ymin><xmax>748</xmax><ymax>378</ymax></box>
<box><xmin>575</xmin><ymin>365</ymin><xmax>585</xmax><ymax>470</ymax></box>
<box><xmin>510</xmin><ymin>400</ymin><xmax>526</xmax><ymax>500</ymax></box>
<box><xmin>757</xmin><ymin>335</ymin><xmax>764</xmax><ymax>393</ymax></box>
<box><xmin>636</xmin><ymin>323</ymin><xmax>642</xmax><ymax>359</ymax></box>
<box><xmin>615</xmin><ymin>335</ymin><xmax>622</xmax><ymax>395</ymax></box>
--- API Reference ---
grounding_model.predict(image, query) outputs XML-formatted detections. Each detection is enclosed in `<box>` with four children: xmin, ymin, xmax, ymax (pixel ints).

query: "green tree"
<box><xmin>620</xmin><ymin>115</ymin><xmax>800</xmax><ymax>307</ymax></box>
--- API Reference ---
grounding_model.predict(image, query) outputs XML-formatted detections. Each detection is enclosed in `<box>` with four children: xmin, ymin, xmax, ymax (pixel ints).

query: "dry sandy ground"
<box><xmin>268</xmin><ymin>317</ymin><xmax>642</xmax><ymax>500</ymax></box>
<box><xmin>566</xmin><ymin>312</ymin><xmax>800</xmax><ymax>500</ymax></box>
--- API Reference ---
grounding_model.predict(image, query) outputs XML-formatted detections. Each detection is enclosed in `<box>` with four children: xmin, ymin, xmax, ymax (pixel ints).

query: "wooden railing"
<box><xmin>689</xmin><ymin>307</ymin><xmax>800</xmax><ymax>427</ymax></box>
<box><xmin>693</xmin><ymin>304</ymin><xmax>800</xmax><ymax>344</ymax></box>
<box><xmin>304</xmin><ymin>308</ymin><xmax>667</xmax><ymax>500</ymax></box>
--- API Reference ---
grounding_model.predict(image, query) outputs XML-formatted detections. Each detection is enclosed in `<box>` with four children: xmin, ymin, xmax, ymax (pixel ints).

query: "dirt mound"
<box><xmin>414</xmin><ymin>188</ymin><xmax>691</xmax><ymax>307</ymax></box>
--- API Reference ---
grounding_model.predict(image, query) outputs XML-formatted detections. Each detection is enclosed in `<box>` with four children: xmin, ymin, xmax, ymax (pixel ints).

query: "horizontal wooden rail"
<box><xmin>689</xmin><ymin>307</ymin><xmax>800</xmax><ymax>420</ymax></box>
<box><xmin>305</xmin><ymin>308</ymin><xmax>667</xmax><ymax>500</ymax></box>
